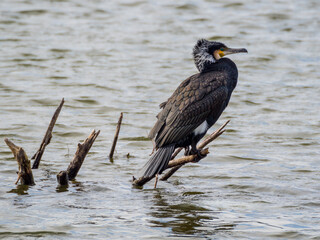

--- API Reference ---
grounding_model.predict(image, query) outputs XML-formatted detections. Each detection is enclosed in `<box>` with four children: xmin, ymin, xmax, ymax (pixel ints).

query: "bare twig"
<box><xmin>160</xmin><ymin>165</ymin><xmax>183</xmax><ymax>181</ymax></box>
<box><xmin>4</xmin><ymin>138</ymin><xmax>35</xmax><ymax>185</ymax></box>
<box><xmin>160</xmin><ymin>120</ymin><xmax>229</xmax><ymax>181</ymax></box>
<box><xmin>132</xmin><ymin>176</ymin><xmax>153</xmax><ymax>187</ymax></box>
<box><xmin>171</xmin><ymin>147</ymin><xmax>183</xmax><ymax>159</ymax></box>
<box><xmin>133</xmin><ymin>120</ymin><xmax>230</xmax><ymax>186</ymax></box>
<box><xmin>109</xmin><ymin>112</ymin><xmax>123</xmax><ymax>160</ymax></box>
<box><xmin>66</xmin><ymin>129</ymin><xmax>100</xmax><ymax>180</ymax></box>
<box><xmin>32</xmin><ymin>98</ymin><xmax>64</xmax><ymax>169</ymax></box>
<box><xmin>197</xmin><ymin>120</ymin><xmax>229</xmax><ymax>149</ymax></box>
<box><xmin>167</xmin><ymin>148</ymin><xmax>209</xmax><ymax>168</ymax></box>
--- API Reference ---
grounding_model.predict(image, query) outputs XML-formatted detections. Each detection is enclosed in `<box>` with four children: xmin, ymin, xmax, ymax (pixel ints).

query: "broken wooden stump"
<box><xmin>4</xmin><ymin>138</ymin><xmax>35</xmax><ymax>185</ymax></box>
<box><xmin>109</xmin><ymin>112</ymin><xmax>123</xmax><ymax>160</ymax></box>
<box><xmin>57</xmin><ymin>171</ymin><xmax>68</xmax><ymax>186</ymax></box>
<box><xmin>32</xmin><ymin>98</ymin><xmax>64</xmax><ymax>169</ymax></box>
<box><xmin>132</xmin><ymin>120</ymin><xmax>230</xmax><ymax>187</ymax></box>
<box><xmin>67</xmin><ymin>130</ymin><xmax>100</xmax><ymax>180</ymax></box>
<box><xmin>56</xmin><ymin>129</ymin><xmax>100</xmax><ymax>186</ymax></box>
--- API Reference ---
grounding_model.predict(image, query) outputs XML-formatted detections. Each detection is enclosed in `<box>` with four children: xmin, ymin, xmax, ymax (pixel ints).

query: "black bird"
<box><xmin>141</xmin><ymin>39</ymin><xmax>247</xmax><ymax>179</ymax></box>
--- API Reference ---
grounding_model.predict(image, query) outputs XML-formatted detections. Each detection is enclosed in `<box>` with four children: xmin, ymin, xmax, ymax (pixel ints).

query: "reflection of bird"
<box><xmin>141</xmin><ymin>39</ymin><xmax>247</xmax><ymax>179</ymax></box>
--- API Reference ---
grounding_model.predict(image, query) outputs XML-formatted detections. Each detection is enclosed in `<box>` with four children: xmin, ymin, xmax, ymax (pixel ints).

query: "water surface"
<box><xmin>0</xmin><ymin>0</ymin><xmax>319</xmax><ymax>239</ymax></box>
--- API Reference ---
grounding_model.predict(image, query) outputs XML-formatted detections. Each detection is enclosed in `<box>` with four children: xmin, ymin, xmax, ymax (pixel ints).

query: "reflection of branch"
<box><xmin>32</xmin><ymin>98</ymin><xmax>64</xmax><ymax>169</ymax></box>
<box><xmin>109</xmin><ymin>112</ymin><xmax>123</xmax><ymax>160</ymax></box>
<box><xmin>4</xmin><ymin>138</ymin><xmax>35</xmax><ymax>185</ymax></box>
<box><xmin>133</xmin><ymin>120</ymin><xmax>230</xmax><ymax>187</ymax></box>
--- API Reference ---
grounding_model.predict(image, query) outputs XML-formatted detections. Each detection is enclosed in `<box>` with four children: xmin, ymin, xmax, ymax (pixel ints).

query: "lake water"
<box><xmin>0</xmin><ymin>0</ymin><xmax>319</xmax><ymax>239</ymax></box>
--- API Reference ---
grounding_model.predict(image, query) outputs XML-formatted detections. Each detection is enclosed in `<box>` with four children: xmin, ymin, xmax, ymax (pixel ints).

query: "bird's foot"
<box><xmin>190</xmin><ymin>149</ymin><xmax>206</xmax><ymax>162</ymax></box>
<box><xmin>184</xmin><ymin>146</ymin><xmax>190</xmax><ymax>156</ymax></box>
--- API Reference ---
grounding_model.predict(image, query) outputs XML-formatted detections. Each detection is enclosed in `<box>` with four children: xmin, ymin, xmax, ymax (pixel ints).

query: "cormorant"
<box><xmin>141</xmin><ymin>39</ymin><xmax>247</xmax><ymax>179</ymax></box>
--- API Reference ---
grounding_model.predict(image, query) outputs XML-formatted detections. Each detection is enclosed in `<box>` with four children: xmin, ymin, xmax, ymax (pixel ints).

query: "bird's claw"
<box><xmin>184</xmin><ymin>146</ymin><xmax>190</xmax><ymax>156</ymax></box>
<box><xmin>191</xmin><ymin>149</ymin><xmax>206</xmax><ymax>162</ymax></box>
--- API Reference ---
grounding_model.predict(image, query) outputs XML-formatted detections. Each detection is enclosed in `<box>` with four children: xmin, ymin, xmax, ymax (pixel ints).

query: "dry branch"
<box><xmin>66</xmin><ymin>130</ymin><xmax>100</xmax><ymax>180</ymax></box>
<box><xmin>4</xmin><ymin>138</ymin><xmax>35</xmax><ymax>185</ymax></box>
<box><xmin>167</xmin><ymin>148</ymin><xmax>209</xmax><ymax>168</ymax></box>
<box><xmin>109</xmin><ymin>112</ymin><xmax>123</xmax><ymax>159</ymax></box>
<box><xmin>159</xmin><ymin>165</ymin><xmax>182</xmax><ymax>181</ymax></box>
<box><xmin>62</xmin><ymin>129</ymin><xmax>100</xmax><ymax>182</ymax></box>
<box><xmin>56</xmin><ymin>129</ymin><xmax>100</xmax><ymax>186</ymax></box>
<box><xmin>32</xmin><ymin>98</ymin><xmax>64</xmax><ymax>169</ymax></box>
<box><xmin>160</xmin><ymin>120</ymin><xmax>230</xmax><ymax>181</ymax></box>
<box><xmin>133</xmin><ymin>120</ymin><xmax>230</xmax><ymax>187</ymax></box>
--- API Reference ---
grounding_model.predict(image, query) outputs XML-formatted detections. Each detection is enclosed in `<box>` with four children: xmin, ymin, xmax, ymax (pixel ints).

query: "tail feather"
<box><xmin>140</xmin><ymin>145</ymin><xmax>175</xmax><ymax>178</ymax></box>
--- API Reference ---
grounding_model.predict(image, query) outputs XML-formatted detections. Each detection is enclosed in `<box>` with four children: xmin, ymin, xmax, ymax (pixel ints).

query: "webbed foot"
<box><xmin>190</xmin><ymin>148</ymin><xmax>206</xmax><ymax>162</ymax></box>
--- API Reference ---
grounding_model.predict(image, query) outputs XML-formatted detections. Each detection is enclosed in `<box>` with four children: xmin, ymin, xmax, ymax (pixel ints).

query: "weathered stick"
<box><xmin>65</xmin><ymin>129</ymin><xmax>100</xmax><ymax>181</ymax></box>
<box><xmin>159</xmin><ymin>165</ymin><xmax>182</xmax><ymax>181</ymax></box>
<box><xmin>171</xmin><ymin>147</ymin><xmax>183</xmax><ymax>159</ymax></box>
<box><xmin>197</xmin><ymin>120</ymin><xmax>230</xmax><ymax>149</ymax></box>
<box><xmin>133</xmin><ymin>120</ymin><xmax>230</xmax><ymax>186</ymax></box>
<box><xmin>4</xmin><ymin>138</ymin><xmax>35</xmax><ymax>185</ymax></box>
<box><xmin>109</xmin><ymin>112</ymin><xmax>123</xmax><ymax>160</ymax></box>
<box><xmin>167</xmin><ymin>148</ymin><xmax>209</xmax><ymax>168</ymax></box>
<box><xmin>133</xmin><ymin>148</ymin><xmax>209</xmax><ymax>186</ymax></box>
<box><xmin>160</xmin><ymin>120</ymin><xmax>229</xmax><ymax>181</ymax></box>
<box><xmin>159</xmin><ymin>149</ymin><xmax>210</xmax><ymax>181</ymax></box>
<box><xmin>32</xmin><ymin>98</ymin><xmax>64</xmax><ymax>169</ymax></box>
<box><xmin>132</xmin><ymin>175</ymin><xmax>153</xmax><ymax>187</ymax></box>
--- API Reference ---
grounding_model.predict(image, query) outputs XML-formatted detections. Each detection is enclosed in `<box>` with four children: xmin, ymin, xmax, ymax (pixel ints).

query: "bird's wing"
<box><xmin>155</xmin><ymin>86</ymin><xmax>228</xmax><ymax>147</ymax></box>
<box><xmin>151</xmin><ymin>71</ymin><xmax>229</xmax><ymax>148</ymax></box>
<box><xmin>148</xmin><ymin>76</ymin><xmax>192</xmax><ymax>140</ymax></box>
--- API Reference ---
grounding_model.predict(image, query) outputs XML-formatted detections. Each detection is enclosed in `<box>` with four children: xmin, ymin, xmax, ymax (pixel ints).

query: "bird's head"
<box><xmin>193</xmin><ymin>39</ymin><xmax>248</xmax><ymax>73</ymax></box>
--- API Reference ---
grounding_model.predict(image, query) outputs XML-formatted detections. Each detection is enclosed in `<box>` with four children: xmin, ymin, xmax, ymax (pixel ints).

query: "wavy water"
<box><xmin>0</xmin><ymin>0</ymin><xmax>319</xmax><ymax>239</ymax></box>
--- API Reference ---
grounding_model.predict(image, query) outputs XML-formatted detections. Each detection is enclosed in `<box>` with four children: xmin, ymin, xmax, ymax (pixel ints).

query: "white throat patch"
<box><xmin>193</xmin><ymin>40</ymin><xmax>216</xmax><ymax>73</ymax></box>
<box><xmin>193</xmin><ymin>49</ymin><xmax>215</xmax><ymax>73</ymax></box>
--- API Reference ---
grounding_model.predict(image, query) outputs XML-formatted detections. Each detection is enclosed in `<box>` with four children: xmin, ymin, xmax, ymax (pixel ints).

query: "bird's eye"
<box><xmin>220</xmin><ymin>48</ymin><xmax>224</xmax><ymax>51</ymax></box>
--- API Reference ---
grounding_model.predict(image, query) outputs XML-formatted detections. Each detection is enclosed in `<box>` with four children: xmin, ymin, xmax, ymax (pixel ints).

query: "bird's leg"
<box><xmin>184</xmin><ymin>146</ymin><xmax>190</xmax><ymax>156</ymax></box>
<box><xmin>190</xmin><ymin>141</ymin><xmax>205</xmax><ymax>162</ymax></box>
<box><xmin>15</xmin><ymin>172</ymin><xmax>21</xmax><ymax>185</ymax></box>
<box><xmin>154</xmin><ymin>174</ymin><xmax>159</xmax><ymax>189</ymax></box>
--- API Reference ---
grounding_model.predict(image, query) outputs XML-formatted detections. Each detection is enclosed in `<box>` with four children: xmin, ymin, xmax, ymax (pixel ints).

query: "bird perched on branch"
<box><xmin>141</xmin><ymin>39</ymin><xmax>247</xmax><ymax>180</ymax></box>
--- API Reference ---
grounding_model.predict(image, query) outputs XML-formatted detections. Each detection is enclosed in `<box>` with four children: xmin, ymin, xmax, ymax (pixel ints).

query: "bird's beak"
<box><xmin>219</xmin><ymin>47</ymin><xmax>248</xmax><ymax>57</ymax></box>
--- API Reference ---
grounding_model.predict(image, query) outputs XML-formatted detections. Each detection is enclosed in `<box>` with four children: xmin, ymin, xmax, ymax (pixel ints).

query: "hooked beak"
<box><xmin>220</xmin><ymin>47</ymin><xmax>248</xmax><ymax>57</ymax></box>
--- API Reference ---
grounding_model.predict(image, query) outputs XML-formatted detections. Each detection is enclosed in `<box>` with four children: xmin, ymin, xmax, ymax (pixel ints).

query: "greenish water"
<box><xmin>0</xmin><ymin>0</ymin><xmax>319</xmax><ymax>239</ymax></box>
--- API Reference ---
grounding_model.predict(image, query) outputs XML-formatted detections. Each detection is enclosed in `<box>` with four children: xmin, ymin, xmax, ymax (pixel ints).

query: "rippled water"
<box><xmin>1</xmin><ymin>0</ymin><xmax>320</xmax><ymax>239</ymax></box>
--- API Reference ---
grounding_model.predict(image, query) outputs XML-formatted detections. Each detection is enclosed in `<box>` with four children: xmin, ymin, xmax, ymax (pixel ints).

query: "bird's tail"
<box><xmin>140</xmin><ymin>145</ymin><xmax>175</xmax><ymax>178</ymax></box>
